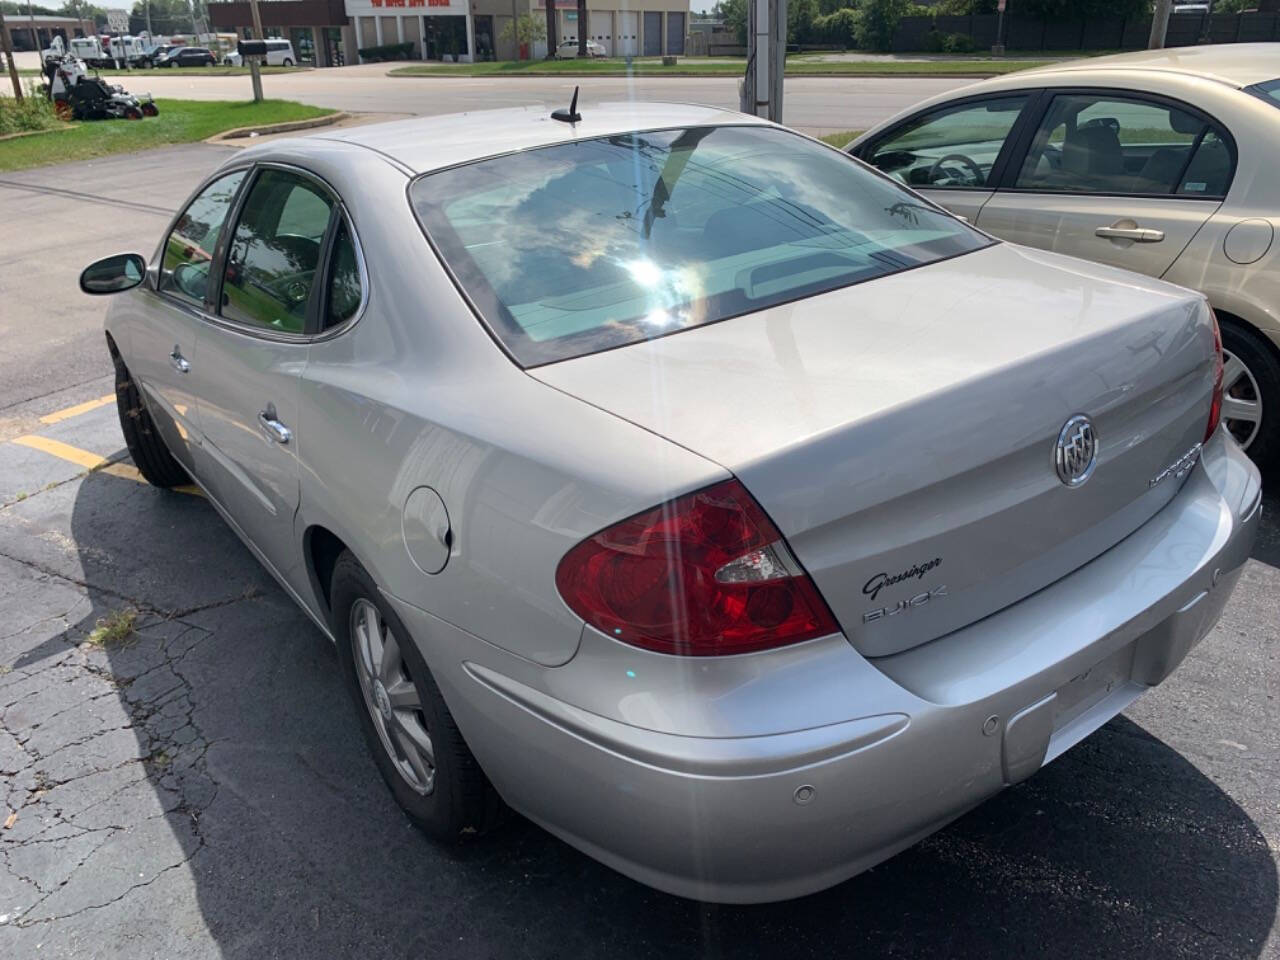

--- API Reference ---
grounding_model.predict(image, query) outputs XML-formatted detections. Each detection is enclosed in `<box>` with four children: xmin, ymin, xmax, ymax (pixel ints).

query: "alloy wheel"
<box><xmin>349</xmin><ymin>598</ymin><xmax>435</xmax><ymax>795</ymax></box>
<box><xmin>1221</xmin><ymin>347</ymin><xmax>1263</xmax><ymax>450</ymax></box>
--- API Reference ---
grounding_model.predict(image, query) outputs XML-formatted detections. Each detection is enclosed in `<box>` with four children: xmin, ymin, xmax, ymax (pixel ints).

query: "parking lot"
<box><xmin>1</xmin><ymin>128</ymin><xmax>1279</xmax><ymax>958</ymax></box>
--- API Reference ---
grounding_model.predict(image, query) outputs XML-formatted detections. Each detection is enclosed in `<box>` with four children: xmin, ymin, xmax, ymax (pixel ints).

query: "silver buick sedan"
<box><xmin>80</xmin><ymin>102</ymin><xmax>1261</xmax><ymax>904</ymax></box>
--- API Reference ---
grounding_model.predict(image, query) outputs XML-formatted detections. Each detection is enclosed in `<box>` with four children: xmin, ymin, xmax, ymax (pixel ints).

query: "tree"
<box><xmin>714</xmin><ymin>0</ymin><xmax>747</xmax><ymax>45</ymax></box>
<box><xmin>855</xmin><ymin>0</ymin><xmax>908</xmax><ymax>51</ymax></box>
<box><xmin>542</xmin><ymin>0</ymin><xmax>556</xmax><ymax>57</ymax></box>
<box><xmin>577</xmin><ymin>0</ymin><xmax>586</xmax><ymax>56</ymax></box>
<box><xmin>499</xmin><ymin>12</ymin><xmax>546</xmax><ymax>51</ymax></box>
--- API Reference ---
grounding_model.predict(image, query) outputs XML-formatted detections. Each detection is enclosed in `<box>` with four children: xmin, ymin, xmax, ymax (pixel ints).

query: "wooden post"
<box><xmin>0</xmin><ymin>8</ymin><xmax>24</xmax><ymax>102</ymax></box>
<box><xmin>249</xmin><ymin>0</ymin><xmax>264</xmax><ymax>102</ymax></box>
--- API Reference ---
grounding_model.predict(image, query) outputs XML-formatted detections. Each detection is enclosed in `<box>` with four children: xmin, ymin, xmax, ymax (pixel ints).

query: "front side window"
<box><xmin>411</xmin><ymin>126</ymin><xmax>990</xmax><ymax>367</ymax></box>
<box><xmin>220</xmin><ymin>169</ymin><xmax>335</xmax><ymax>333</ymax></box>
<box><xmin>865</xmin><ymin>96</ymin><xmax>1029</xmax><ymax>189</ymax></box>
<box><xmin>160</xmin><ymin>169</ymin><xmax>247</xmax><ymax>306</ymax></box>
<box><xmin>1015</xmin><ymin>94</ymin><xmax>1233</xmax><ymax>197</ymax></box>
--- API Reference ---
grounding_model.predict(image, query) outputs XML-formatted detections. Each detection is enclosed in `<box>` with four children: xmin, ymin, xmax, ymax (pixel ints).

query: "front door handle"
<box><xmin>258</xmin><ymin>406</ymin><xmax>292</xmax><ymax>445</ymax></box>
<box><xmin>169</xmin><ymin>345</ymin><xmax>190</xmax><ymax>374</ymax></box>
<box><xmin>1095</xmin><ymin>224</ymin><xmax>1165</xmax><ymax>243</ymax></box>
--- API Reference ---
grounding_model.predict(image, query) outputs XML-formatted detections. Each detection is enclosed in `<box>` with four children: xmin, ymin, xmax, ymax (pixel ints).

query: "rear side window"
<box><xmin>1015</xmin><ymin>94</ymin><xmax>1233</xmax><ymax>197</ymax></box>
<box><xmin>865</xmin><ymin>95</ymin><xmax>1029</xmax><ymax>189</ymax></box>
<box><xmin>410</xmin><ymin>125</ymin><xmax>990</xmax><ymax>366</ymax></box>
<box><xmin>325</xmin><ymin>219</ymin><xmax>362</xmax><ymax>328</ymax></box>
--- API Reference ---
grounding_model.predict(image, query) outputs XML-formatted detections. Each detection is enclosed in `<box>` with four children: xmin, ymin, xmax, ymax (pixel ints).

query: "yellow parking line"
<box><xmin>12</xmin><ymin>435</ymin><xmax>107</xmax><ymax>470</ymax></box>
<box><xmin>10</xmin><ymin>435</ymin><xmax>202</xmax><ymax>497</ymax></box>
<box><xmin>39</xmin><ymin>394</ymin><xmax>116</xmax><ymax>425</ymax></box>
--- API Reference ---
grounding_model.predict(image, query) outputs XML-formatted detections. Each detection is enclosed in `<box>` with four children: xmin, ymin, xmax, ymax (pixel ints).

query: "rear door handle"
<box><xmin>1095</xmin><ymin>225</ymin><xmax>1165</xmax><ymax>243</ymax></box>
<box><xmin>257</xmin><ymin>405</ymin><xmax>292</xmax><ymax>445</ymax></box>
<box><xmin>169</xmin><ymin>345</ymin><xmax>190</xmax><ymax>373</ymax></box>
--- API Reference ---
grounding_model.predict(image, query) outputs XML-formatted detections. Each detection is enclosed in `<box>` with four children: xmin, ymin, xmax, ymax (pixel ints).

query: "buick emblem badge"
<box><xmin>1055</xmin><ymin>415</ymin><xmax>1097</xmax><ymax>487</ymax></box>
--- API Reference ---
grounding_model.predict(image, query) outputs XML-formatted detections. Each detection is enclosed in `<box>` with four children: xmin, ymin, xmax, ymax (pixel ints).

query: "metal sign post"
<box><xmin>992</xmin><ymin>0</ymin><xmax>1006</xmax><ymax>56</ymax></box>
<box><xmin>740</xmin><ymin>0</ymin><xmax>785</xmax><ymax>124</ymax></box>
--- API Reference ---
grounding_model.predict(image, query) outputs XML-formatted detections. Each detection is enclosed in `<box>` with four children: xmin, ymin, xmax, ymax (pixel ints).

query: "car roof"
<box><xmin>317</xmin><ymin>101</ymin><xmax>766</xmax><ymax>175</ymax></box>
<box><xmin>1016</xmin><ymin>42</ymin><xmax>1280</xmax><ymax>89</ymax></box>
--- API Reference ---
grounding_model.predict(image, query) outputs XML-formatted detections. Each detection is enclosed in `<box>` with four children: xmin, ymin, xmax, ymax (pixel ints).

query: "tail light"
<box><xmin>1205</xmin><ymin>309</ymin><xmax>1224</xmax><ymax>442</ymax></box>
<box><xmin>555</xmin><ymin>479</ymin><xmax>839</xmax><ymax>656</ymax></box>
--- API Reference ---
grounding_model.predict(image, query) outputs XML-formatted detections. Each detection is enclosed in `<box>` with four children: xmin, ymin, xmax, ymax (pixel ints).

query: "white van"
<box><xmin>224</xmin><ymin>37</ymin><xmax>297</xmax><ymax>66</ymax></box>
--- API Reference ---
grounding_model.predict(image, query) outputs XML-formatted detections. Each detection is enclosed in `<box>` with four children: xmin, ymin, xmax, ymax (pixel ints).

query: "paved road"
<box><xmin>0</xmin><ymin>134</ymin><xmax>1277</xmax><ymax>959</ymax></box>
<box><xmin>81</xmin><ymin>63</ymin><xmax>973</xmax><ymax>136</ymax></box>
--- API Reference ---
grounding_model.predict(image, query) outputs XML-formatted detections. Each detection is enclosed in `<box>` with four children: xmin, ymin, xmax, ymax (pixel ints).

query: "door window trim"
<box><xmin>852</xmin><ymin>90</ymin><xmax>1046</xmax><ymax>193</ymax></box>
<box><xmin>992</xmin><ymin>86</ymin><xmax>1238</xmax><ymax>201</ymax></box>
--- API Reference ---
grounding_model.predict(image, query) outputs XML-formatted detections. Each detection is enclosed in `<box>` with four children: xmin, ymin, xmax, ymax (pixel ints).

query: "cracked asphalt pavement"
<box><xmin>1</xmin><ymin>145</ymin><xmax>1279</xmax><ymax>960</ymax></box>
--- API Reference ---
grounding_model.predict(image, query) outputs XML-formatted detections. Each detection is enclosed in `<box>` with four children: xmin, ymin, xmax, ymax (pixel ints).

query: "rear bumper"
<box><xmin>386</xmin><ymin>431</ymin><xmax>1261</xmax><ymax>904</ymax></box>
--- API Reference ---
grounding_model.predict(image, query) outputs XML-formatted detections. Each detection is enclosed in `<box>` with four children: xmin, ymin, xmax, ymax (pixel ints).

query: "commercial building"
<box><xmin>343</xmin><ymin>0</ymin><xmax>690</xmax><ymax>63</ymax></box>
<box><xmin>2</xmin><ymin>14</ymin><xmax>90</xmax><ymax>52</ymax></box>
<box><xmin>207</xmin><ymin>0</ymin><xmax>357</xmax><ymax>67</ymax></box>
<box><xmin>206</xmin><ymin>0</ymin><xmax>688</xmax><ymax>65</ymax></box>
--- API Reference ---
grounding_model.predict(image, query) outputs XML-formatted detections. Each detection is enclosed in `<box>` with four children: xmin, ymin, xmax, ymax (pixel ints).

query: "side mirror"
<box><xmin>80</xmin><ymin>253</ymin><xmax>146</xmax><ymax>295</ymax></box>
<box><xmin>172</xmin><ymin>261</ymin><xmax>209</xmax><ymax>301</ymax></box>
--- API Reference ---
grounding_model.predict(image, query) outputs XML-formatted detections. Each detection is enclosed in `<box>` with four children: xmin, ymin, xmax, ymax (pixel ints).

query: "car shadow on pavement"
<box><xmin>3</xmin><ymin>471</ymin><xmax>1276</xmax><ymax>958</ymax></box>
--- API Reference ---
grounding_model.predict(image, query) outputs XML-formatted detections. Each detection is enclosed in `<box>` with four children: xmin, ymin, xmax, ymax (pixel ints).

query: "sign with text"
<box><xmin>344</xmin><ymin>0</ymin><xmax>464</xmax><ymax>14</ymax></box>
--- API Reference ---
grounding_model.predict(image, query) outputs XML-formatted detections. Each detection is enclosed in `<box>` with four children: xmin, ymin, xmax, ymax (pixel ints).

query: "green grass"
<box><xmin>391</xmin><ymin>56</ymin><xmax>1055</xmax><ymax>78</ymax></box>
<box><xmin>819</xmin><ymin>130</ymin><xmax>863</xmax><ymax>148</ymax></box>
<box><xmin>0</xmin><ymin>97</ymin><xmax>335</xmax><ymax>171</ymax></box>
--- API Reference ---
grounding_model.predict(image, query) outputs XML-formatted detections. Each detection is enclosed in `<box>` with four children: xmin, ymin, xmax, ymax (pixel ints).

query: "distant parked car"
<box><xmin>136</xmin><ymin>43</ymin><xmax>175</xmax><ymax>68</ymax></box>
<box><xmin>556</xmin><ymin>39</ymin><xmax>606</xmax><ymax>59</ymax></box>
<box><xmin>224</xmin><ymin>38</ymin><xmax>296</xmax><ymax>67</ymax></box>
<box><xmin>158</xmin><ymin>46</ymin><xmax>216</xmax><ymax>67</ymax></box>
<box><xmin>849</xmin><ymin>43</ymin><xmax>1280</xmax><ymax>468</ymax></box>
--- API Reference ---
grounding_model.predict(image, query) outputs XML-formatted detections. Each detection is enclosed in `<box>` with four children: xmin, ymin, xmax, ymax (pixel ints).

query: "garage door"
<box><xmin>617</xmin><ymin>11</ymin><xmax>638</xmax><ymax>57</ymax></box>
<box><xmin>666</xmin><ymin>12</ymin><xmax>685</xmax><ymax>54</ymax></box>
<box><xmin>591</xmin><ymin>11</ymin><xmax>612</xmax><ymax>56</ymax></box>
<box><xmin>643</xmin><ymin>11</ymin><xmax>661</xmax><ymax>55</ymax></box>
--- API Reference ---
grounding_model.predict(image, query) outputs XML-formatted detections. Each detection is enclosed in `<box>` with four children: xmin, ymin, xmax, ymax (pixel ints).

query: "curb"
<box><xmin>0</xmin><ymin>124</ymin><xmax>75</xmax><ymax>143</ymax></box>
<box><xmin>208</xmin><ymin>111</ymin><xmax>347</xmax><ymax>142</ymax></box>
<box><xmin>387</xmin><ymin>68</ymin><xmax>1016</xmax><ymax>80</ymax></box>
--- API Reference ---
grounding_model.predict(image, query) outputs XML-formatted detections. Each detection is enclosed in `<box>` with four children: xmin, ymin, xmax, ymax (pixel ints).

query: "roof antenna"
<box><xmin>551</xmin><ymin>86</ymin><xmax>582</xmax><ymax>124</ymax></box>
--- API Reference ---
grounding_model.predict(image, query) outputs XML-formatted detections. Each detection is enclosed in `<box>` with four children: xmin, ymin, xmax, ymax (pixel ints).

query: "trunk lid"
<box><xmin>532</xmin><ymin>243</ymin><xmax>1217</xmax><ymax>658</ymax></box>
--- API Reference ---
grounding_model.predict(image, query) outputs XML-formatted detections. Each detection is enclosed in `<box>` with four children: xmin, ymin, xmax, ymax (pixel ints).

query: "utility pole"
<box><xmin>1149</xmin><ymin>0</ymin><xmax>1173</xmax><ymax>48</ymax></box>
<box><xmin>248</xmin><ymin>0</ymin><xmax>264</xmax><ymax>102</ymax></box>
<box><xmin>576</xmin><ymin>0</ymin><xmax>586</xmax><ymax>57</ymax></box>
<box><xmin>0</xmin><ymin>7</ymin><xmax>23</xmax><ymax>101</ymax></box>
<box><xmin>741</xmin><ymin>0</ymin><xmax>785</xmax><ymax>123</ymax></box>
<box><xmin>146</xmin><ymin>0</ymin><xmax>153</xmax><ymax>40</ymax></box>
<box><xmin>27</xmin><ymin>0</ymin><xmax>39</xmax><ymax>55</ymax></box>
<box><xmin>544</xmin><ymin>0</ymin><xmax>556</xmax><ymax>58</ymax></box>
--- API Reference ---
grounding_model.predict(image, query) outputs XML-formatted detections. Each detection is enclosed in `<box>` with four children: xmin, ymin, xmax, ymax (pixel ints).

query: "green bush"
<box><xmin>0</xmin><ymin>87</ymin><xmax>59</xmax><ymax>136</ymax></box>
<box><xmin>941</xmin><ymin>32</ymin><xmax>974</xmax><ymax>53</ymax></box>
<box><xmin>813</xmin><ymin>8</ymin><xmax>859</xmax><ymax>46</ymax></box>
<box><xmin>855</xmin><ymin>0</ymin><xmax>909</xmax><ymax>53</ymax></box>
<box><xmin>357</xmin><ymin>42</ymin><xmax>414</xmax><ymax>63</ymax></box>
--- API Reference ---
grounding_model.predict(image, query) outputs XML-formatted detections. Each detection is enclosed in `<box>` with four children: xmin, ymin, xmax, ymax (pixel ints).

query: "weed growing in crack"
<box><xmin>86</xmin><ymin>608</ymin><xmax>139</xmax><ymax>649</ymax></box>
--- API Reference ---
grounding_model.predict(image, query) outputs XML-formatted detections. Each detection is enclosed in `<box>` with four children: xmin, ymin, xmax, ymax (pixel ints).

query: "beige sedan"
<box><xmin>849</xmin><ymin>44</ymin><xmax>1280</xmax><ymax>469</ymax></box>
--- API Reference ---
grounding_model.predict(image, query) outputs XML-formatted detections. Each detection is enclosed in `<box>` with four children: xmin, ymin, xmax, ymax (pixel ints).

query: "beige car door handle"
<box><xmin>1095</xmin><ymin>225</ymin><xmax>1165</xmax><ymax>243</ymax></box>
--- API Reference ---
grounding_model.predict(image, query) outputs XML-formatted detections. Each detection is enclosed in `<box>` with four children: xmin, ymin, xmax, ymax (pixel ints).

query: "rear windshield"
<box><xmin>1247</xmin><ymin>79</ymin><xmax>1280</xmax><ymax>108</ymax></box>
<box><xmin>410</xmin><ymin>125</ymin><xmax>990</xmax><ymax>366</ymax></box>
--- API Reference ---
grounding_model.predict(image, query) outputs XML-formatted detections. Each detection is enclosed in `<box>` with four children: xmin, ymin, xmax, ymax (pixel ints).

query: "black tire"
<box><xmin>282</xmin><ymin>57</ymin><xmax>293</xmax><ymax>66</ymax></box>
<box><xmin>124</xmin><ymin>105</ymin><xmax>142</xmax><ymax>120</ymax></box>
<box><xmin>141</xmin><ymin>101</ymin><xmax>158</xmax><ymax>117</ymax></box>
<box><xmin>330</xmin><ymin>551</ymin><xmax>503</xmax><ymax>840</ymax></box>
<box><xmin>1220</xmin><ymin>317</ymin><xmax>1280</xmax><ymax>471</ymax></box>
<box><xmin>112</xmin><ymin>352</ymin><xmax>188</xmax><ymax>488</ymax></box>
